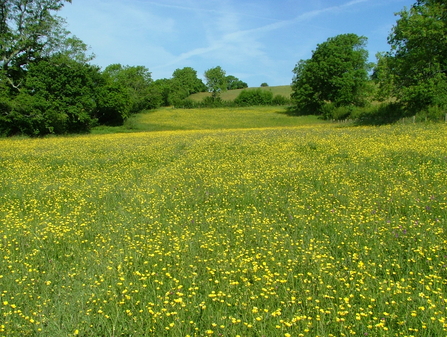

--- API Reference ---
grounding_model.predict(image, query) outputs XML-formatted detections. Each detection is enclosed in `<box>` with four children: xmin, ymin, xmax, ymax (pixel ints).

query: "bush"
<box><xmin>234</xmin><ymin>89</ymin><xmax>273</xmax><ymax>106</ymax></box>
<box><xmin>272</xmin><ymin>94</ymin><xmax>291</xmax><ymax>106</ymax></box>
<box><xmin>415</xmin><ymin>105</ymin><xmax>446</xmax><ymax>122</ymax></box>
<box><xmin>173</xmin><ymin>98</ymin><xmax>197</xmax><ymax>109</ymax></box>
<box><xmin>354</xmin><ymin>103</ymin><xmax>407</xmax><ymax>125</ymax></box>
<box><xmin>321</xmin><ymin>103</ymin><xmax>354</xmax><ymax>120</ymax></box>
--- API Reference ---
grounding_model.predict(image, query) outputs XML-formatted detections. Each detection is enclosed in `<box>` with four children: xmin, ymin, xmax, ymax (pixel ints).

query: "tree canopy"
<box><xmin>0</xmin><ymin>0</ymin><xmax>91</xmax><ymax>91</ymax></box>
<box><xmin>172</xmin><ymin>67</ymin><xmax>207</xmax><ymax>96</ymax></box>
<box><xmin>0</xmin><ymin>1</ymin><xmax>148</xmax><ymax>136</ymax></box>
<box><xmin>291</xmin><ymin>33</ymin><xmax>372</xmax><ymax>115</ymax></box>
<box><xmin>226</xmin><ymin>75</ymin><xmax>248</xmax><ymax>90</ymax></box>
<box><xmin>103</xmin><ymin>64</ymin><xmax>156</xmax><ymax>113</ymax></box>
<box><xmin>204</xmin><ymin>66</ymin><xmax>227</xmax><ymax>98</ymax></box>
<box><xmin>375</xmin><ymin>0</ymin><xmax>447</xmax><ymax>113</ymax></box>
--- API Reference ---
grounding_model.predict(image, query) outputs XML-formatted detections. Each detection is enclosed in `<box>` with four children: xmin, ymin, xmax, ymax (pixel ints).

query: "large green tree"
<box><xmin>375</xmin><ymin>0</ymin><xmax>447</xmax><ymax>113</ymax></box>
<box><xmin>226</xmin><ymin>75</ymin><xmax>247</xmax><ymax>90</ymax></box>
<box><xmin>103</xmin><ymin>64</ymin><xmax>157</xmax><ymax>113</ymax></box>
<box><xmin>0</xmin><ymin>0</ymin><xmax>84</xmax><ymax>91</ymax></box>
<box><xmin>0</xmin><ymin>54</ymin><xmax>99</xmax><ymax>135</ymax></box>
<box><xmin>291</xmin><ymin>33</ymin><xmax>372</xmax><ymax>114</ymax></box>
<box><xmin>0</xmin><ymin>55</ymin><xmax>133</xmax><ymax>135</ymax></box>
<box><xmin>204</xmin><ymin>66</ymin><xmax>227</xmax><ymax>98</ymax></box>
<box><xmin>172</xmin><ymin>67</ymin><xmax>206</xmax><ymax>96</ymax></box>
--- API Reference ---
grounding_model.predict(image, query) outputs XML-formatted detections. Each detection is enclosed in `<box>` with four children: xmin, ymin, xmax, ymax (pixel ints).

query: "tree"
<box><xmin>226</xmin><ymin>75</ymin><xmax>248</xmax><ymax>90</ymax></box>
<box><xmin>204</xmin><ymin>66</ymin><xmax>227</xmax><ymax>98</ymax></box>
<box><xmin>151</xmin><ymin>78</ymin><xmax>173</xmax><ymax>106</ymax></box>
<box><xmin>260</xmin><ymin>82</ymin><xmax>269</xmax><ymax>87</ymax></box>
<box><xmin>291</xmin><ymin>33</ymin><xmax>372</xmax><ymax>114</ymax></box>
<box><xmin>0</xmin><ymin>54</ymin><xmax>102</xmax><ymax>135</ymax></box>
<box><xmin>0</xmin><ymin>0</ymin><xmax>78</xmax><ymax>91</ymax></box>
<box><xmin>172</xmin><ymin>67</ymin><xmax>206</xmax><ymax>95</ymax></box>
<box><xmin>103</xmin><ymin>64</ymin><xmax>156</xmax><ymax>113</ymax></box>
<box><xmin>375</xmin><ymin>0</ymin><xmax>447</xmax><ymax>113</ymax></box>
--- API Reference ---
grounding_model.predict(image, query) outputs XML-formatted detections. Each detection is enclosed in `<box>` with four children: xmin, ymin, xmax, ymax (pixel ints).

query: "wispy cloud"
<box><xmin>158</xmin><ymin>0</ymin><xmax>371</xmax><ymax>69</ymax></box>
<box><xmin>141</xmin><ymin>0</ymin><xmax>281</xmax><ymax>22</ymax></box>
<box><xmin>61</xmin><ymin>0</ymin><xmax>408</xmax><ymax>85</ymax></box>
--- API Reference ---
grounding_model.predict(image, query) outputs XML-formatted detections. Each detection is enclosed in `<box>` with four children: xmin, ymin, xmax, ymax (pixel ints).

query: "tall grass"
<box><xmin>1</xmin><ymin>123</ymin><xmax>447</xmax><ymax>336</ymax></box>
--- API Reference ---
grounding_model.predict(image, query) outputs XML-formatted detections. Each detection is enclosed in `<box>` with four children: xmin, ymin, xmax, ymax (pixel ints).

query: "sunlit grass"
<box><xmin>1</xmin><ymin>123</ymin><xmax>446</xmax><ymax>336</ymax></box>
<box><xmin>188</xmin><ymin>85</ymin><xmax>292</xmax><ymax>102</ymax></box>
<box><xmin>91</xmin><ymin>106</ymin><xmax>325</xmax><ymax>134</ymax></box>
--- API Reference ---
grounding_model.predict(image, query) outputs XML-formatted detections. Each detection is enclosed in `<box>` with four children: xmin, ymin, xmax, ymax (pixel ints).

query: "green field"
<box><xmin>1</xmin><ymin>110</ymin><xmax>447</xmax><ymax>336</ymax></box>
<box><xmin>188</xmin><ymin>85</ymin><xmax>292</xmax><ymax>102</ymax></box>
<box><xmin>91</xmin><ymin>106</ymin><xmax>324</xmax><ymax>134</ymax></box>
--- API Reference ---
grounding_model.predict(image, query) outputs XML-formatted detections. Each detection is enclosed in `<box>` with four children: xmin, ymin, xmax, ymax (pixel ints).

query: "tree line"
<box><xmin>1</xmin><ymin>0</ymin><xmax>446</xmax><ymax>136</ymax></box>
<box><xmin>291</xmin><ymin>0</ymin><xmax>447</xmax><ymax>123</ymax></box>
<box><xmin>0</xmin><ymin>0</ymin><xmax>250</xmax><ymax>136</ymax></box>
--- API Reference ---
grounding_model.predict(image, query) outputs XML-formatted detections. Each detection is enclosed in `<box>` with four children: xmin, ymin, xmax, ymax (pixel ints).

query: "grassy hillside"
<box><xmin>91</xmin><ymin>106</ymin><xmax>324</xmax><ymax>134</ymax></box>
<box><xmin>1</xmin><ymin>123</ymin><xmax>447</xmax><ymax>336</ymax></box>
<box><xmin>189</xmin><ymin>85</ymin><xmax>292</xmax><ymax>102</ymax></box>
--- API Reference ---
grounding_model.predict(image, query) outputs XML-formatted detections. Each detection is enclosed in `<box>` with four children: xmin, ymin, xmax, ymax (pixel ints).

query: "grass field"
<box><xmin>188</xmin><ymin>85</ymin><xmax>292</xmax><ymax>102</ymax></box>
<box><xmin>1</xmin><ymin>114</ymin><xmax>447</xmax><ymax>336</ymax></box>
<box><xmin>91</xmin><ymin>106</ymin><xmax>324</xmax><ymax>134</ymax></box>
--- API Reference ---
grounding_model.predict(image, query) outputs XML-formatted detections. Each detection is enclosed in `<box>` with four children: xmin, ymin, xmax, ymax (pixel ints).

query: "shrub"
<box><xmin>321</xmin><ymin>103</ymin><xmax>354</xmax><ymax>120</ymax></box>
<box><xmin>415</xmin><ymin>105</ymin><xmax>446</xmax><ymax>122</ymax></box>
<box><xmin>234</xmin><ymin>89</ymin><xmax>273</xmax><ymax>106</ymax></box>
<box><xmin>173</xmin><ymin>98</ymin><xmax>197</xmax><ymax>109</ymax></box>
<box><xmin>354</xmin><ymin>103</ymin><xmax>407</xmax><ymax>125</ymax></box>
<box><xmin>272</xmin><ymin>94</ymin><xmax>291</xmax><ymax>106</ymax></box>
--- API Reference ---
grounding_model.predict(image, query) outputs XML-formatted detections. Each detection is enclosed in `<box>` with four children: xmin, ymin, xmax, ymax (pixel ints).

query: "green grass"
<box><xmin>188</xmin><ymin>85</ymin><xmax>292</xmax><ymax>102</ymax></box>
<box><xmin>91</xmin><ymin>106</ymin><xmax>324</xmax><ymax>134</ymax></box>
<box><xmin>1</xmin><ymin>122</ymin><xmax>447</xmax><ymax>336</ymax></box>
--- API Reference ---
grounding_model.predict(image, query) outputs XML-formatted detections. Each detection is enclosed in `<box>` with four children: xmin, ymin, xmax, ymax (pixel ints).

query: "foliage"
<box><xmin>375</xmin><ymin>0</ymin><xmax>447</xmax><ymax>113</ymax></box>
<box><xmin>0</xmin><ymin>55</ymin><xmax>137</xmax><ymax>135</ymax></box>
<box><xmin>291</xmin><ymin>33</ymin><xmax>372</xmax><ymax>115</ymax></box>
<box><xmin>0</xmin><ymin>0</ymin><xmax>86</xmax><ymax>91</ymax></box>
<box><xmin>172</xmin><ymin>67</ymin><xmax>207</xmax><ymax>96</ymax></box>
<box><xmin>170</xmin><ymin>67</ymin><xmax>207</xmax><ymax>105</ymax></box>
<box><xmin>226</xmin><ymin>75</ymin><xmax>248</xmax><ymax>90</ymax></box>
<box><xmin>234</xmin><ymin>88</ymin><xmax>273</xmax><ymax>106</ymax></box>
<box><xmin>260</xmin><ymin>82</ymin><xmax>269</xmax><ymax>87</ymax></box>
<box><xmin>151</xmin><ymin>78</ymin><xmax>173</xmax><ymax>106</ymax></box>
<box><xmin>0</xmin><ymin>54</ymin><xmax>102</xmax><ymax>135</ymax></box>
<box><xmin>352</xmin><ymin>103</ymin><xmax>408</xmax><ymax>125</ymax></box>
<box><xmin>1</xmin><ymin>124</ymin><xmax>447</xmax><ymax>335</ymax></box>
<box><xmin>272</xmin><ymin>94</ymin><xmax>290</xmax><ymax>106</ymax></box>
<box><xmin>150</xmin><ymin>68</ymin><xmax>206</xmax><ymax>107</ymax></box>
<box><xmin>0</xmin><ymin>0</ymin><xmax>125</xmax><ymax>136</ymax></box>
<box><xmin>102</xmin><ymin>64</ymin><xmax>156</xmax><ymax>113</ymax></box>
<box><xmin>415</xmin><ymin>104</ymin><xmax>447</xmax><ymax>122</ymax></box>
<box><xmin>94</xmin><ymin>80</ymin><xmax>131</xmax><ymax>126</ymax></box>
<box><xmin>173</xmin><ymin>98</ymin><xmax>197</xmax><ymax>109</ymax></box>
<box><xmin>204</xmin><ymin>66</ymin><xmax>227</xmax><ymax>98</ymax></box>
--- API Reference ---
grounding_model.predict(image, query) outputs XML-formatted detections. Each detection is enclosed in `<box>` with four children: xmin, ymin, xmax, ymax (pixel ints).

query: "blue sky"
<box><xmin>60</xmin><ymin>0</ymin><xmax>415</xmax><ymax>87</ymax></box>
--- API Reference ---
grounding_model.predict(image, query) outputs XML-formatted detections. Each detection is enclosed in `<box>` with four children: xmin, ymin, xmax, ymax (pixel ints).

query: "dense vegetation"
<box><xmin>290</xmin><ymin>0</ymin><xmax>447</xmax><ymax>122</ymax></box>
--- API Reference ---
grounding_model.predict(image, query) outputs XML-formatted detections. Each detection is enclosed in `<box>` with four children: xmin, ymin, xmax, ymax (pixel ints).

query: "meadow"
<box><xmin>91</xmin><ymin>106</ymin><xmax>324</xmax><ymax>134</ymax></box>
<box><xmin>0</xmin><ymin>117</ymin><xmax>446</xmax><ymax>336</ymax></box>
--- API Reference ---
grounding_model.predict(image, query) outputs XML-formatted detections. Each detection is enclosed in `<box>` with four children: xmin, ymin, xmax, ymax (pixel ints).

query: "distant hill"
<box><xmin>188</xmin><ymin>85</ymin><xmax>292</xmax><ymax>102</ymax></box>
